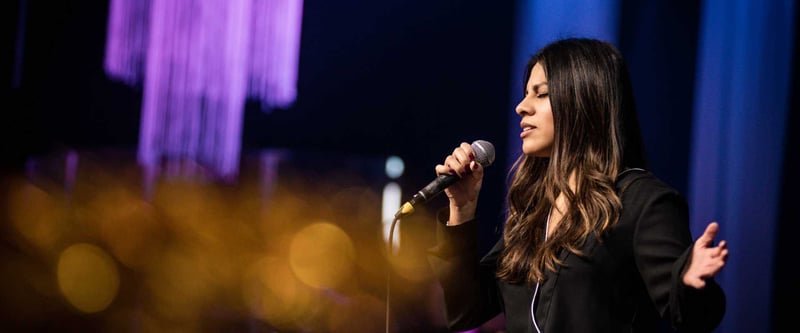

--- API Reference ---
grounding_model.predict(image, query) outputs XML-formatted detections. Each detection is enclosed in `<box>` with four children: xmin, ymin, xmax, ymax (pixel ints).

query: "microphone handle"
<box><xmin>409</xmin><ymin>174</ymin><xmax>459</xmax><ymax>206</ymax></box>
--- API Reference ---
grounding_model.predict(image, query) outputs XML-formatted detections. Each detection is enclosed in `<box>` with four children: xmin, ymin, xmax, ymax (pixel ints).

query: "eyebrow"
<box><xmin>531</xmin><ymin>82</ymin><xmax>548</xmax><ymax>92</ymax></box>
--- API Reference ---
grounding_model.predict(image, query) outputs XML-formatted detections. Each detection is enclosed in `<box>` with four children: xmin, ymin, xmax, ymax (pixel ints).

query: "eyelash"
<box><xmin>536</xmin><ymin>93</ymin><xmax>549</xmax><ymax>98</ymax></box>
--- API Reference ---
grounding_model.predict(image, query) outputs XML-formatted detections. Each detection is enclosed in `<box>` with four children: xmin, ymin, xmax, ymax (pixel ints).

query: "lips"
<box><xmin>520</xmin><ymin>122</ymin><xmax>536</xmax><ymax>137</ymax></box>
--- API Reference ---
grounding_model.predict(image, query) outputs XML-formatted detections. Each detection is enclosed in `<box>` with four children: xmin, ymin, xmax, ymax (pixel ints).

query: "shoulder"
<box><xmin>613</xmin><ymin>170</ymin><xmax>691</xmax><ymax>241</ymax></box>
<box><xmin>616</xmin><ymin>169</ymin><xmax>685</xmax><ymax>209</ymax></box>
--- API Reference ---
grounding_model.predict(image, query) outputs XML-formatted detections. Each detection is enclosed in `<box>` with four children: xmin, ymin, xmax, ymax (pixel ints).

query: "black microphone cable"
<box><xmin>385</xmin><ymin>213</ymin><xmax>400</xmax><ymax>333</ymax></box>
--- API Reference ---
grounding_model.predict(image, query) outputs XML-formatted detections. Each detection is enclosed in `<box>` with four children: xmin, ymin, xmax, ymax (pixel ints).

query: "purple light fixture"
<box><xmin>104</xmin><ymin>0</ymin><xmax>304</xmax><ymax>181</ymax></box>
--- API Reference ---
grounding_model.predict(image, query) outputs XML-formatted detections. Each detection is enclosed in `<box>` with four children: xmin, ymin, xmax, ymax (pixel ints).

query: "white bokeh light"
<box><xmin>384</xmin><ymin>156</ymin><xmax>404</xmax><ymax>179</ymax></box>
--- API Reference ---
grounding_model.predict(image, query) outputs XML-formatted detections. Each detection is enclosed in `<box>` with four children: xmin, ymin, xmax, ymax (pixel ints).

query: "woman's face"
<box><xmin>515</xmin><ymin>62</ymin><xmax>554</xmax><ymax>158</ymax></box>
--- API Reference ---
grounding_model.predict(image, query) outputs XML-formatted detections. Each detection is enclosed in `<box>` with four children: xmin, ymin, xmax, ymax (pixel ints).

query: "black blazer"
<box><xmin>428</xmin><ymin>170</ymin><xmax>725</xmax><ymax>333</ymax></box>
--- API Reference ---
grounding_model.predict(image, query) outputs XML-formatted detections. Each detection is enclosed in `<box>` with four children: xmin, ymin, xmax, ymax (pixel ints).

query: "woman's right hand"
<box><xmin>434</xmin><ymin>142</ymin><xmax>485</xmax><ymax>225</ymax></box>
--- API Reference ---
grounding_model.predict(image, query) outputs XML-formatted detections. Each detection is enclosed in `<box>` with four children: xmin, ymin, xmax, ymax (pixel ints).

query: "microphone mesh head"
<box><xmin>471</xmin><ymin>140</ymin><xmax>495</xmax><ymax>167</ymax></box>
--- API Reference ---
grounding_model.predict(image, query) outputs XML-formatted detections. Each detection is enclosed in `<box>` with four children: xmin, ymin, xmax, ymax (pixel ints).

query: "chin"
<box><xmin>527</xmin><ymin>152</ymin><xmax>550</xmax><ymax>158</ymax></box>
<box><xmin>522</xmin><ymin>144</ymin><xmax>551</xmax><ymax>158</ymax></box>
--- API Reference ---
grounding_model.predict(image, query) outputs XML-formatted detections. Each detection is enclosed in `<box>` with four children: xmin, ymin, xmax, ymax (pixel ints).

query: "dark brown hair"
<box><xmin>497</xmin><ymin>38</ymin><xmax>646</xmax><ymax>284</ymax></box>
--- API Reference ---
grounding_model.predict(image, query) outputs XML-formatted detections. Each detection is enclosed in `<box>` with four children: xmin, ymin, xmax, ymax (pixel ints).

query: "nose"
<box><xmin>515</xmin><ymin>96</ymin><xmax>533</xmax><ymax>116</ymax></box>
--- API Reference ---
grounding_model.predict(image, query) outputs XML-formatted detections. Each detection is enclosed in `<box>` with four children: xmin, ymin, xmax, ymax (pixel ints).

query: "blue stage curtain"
<box><xmin>689</xmin><ymin>0</ymin><xmax>795</xmax><ymax>332</ymax></box>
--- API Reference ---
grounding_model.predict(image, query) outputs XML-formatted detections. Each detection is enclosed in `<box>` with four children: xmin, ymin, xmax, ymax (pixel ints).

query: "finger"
<box><xmin>708</xmin><ymin>245</ymin><xmax>723</xmax><ymax>258</ymax></box>
<box><xmin>445</xmin><ymin>155</ymin><xmax>468</xmax><ymax>177</ymax></box>
<box><xmin>452</xmin><ymin>146</ymin><xmax>470</xmax><ymax>165</ymax></box>
<box><xmin>703</xmin><ymin>267</ymin><xmax>721</xmax><ymax>279</ymax></box>
<box><xmin>697</xmin><ymin>222</ymin><xmax>719</xmax><ymax>247</ymax></box>
<box><xmin>435</xmin><ymin>164</ymin><xmax>450</xmax><ymax>176</ymax></box>
<box><xmin>450</xmin><ymin>149</ymin><xmax>472</xmax><ymax>175</ymax></box>
<box><xmin>442</xmin><ymin>156</ymin><xmax>455</xmax><ymax>175</ymax></box>
<box><xmin>452</xmin><ymin>142</ymin><xmax>473</xmax><ymax>162</ymax></box>
<box><xmin>470</xmin><ymin>160</ymin><xmax>480</xmax><ymax>172</ymax></box>
<box><xmin>459</xmin><ymin>142</ymin><xmax>474</xmax><ymax>158</ymax></box>
<box><xmin>687</xmin><ymin>276</ymin><xmax>706</xmax><ymax>289</ymax></box>
<box><xmin>469</xmin><ymin>161</ymin><xmax>484</xmax><ymax>180</ymax></box>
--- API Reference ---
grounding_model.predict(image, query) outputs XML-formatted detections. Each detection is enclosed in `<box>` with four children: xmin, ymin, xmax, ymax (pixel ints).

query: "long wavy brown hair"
<box><xmin>497</xmin><ymin>38</ymin><xmax>647</xmax><ymax>285</ymax></box>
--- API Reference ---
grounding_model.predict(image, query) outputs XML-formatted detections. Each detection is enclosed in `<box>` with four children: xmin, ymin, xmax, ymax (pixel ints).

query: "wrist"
<box><xmin>448</xmin><ymin>202</ymin><xmax>477</xmax><ymax>225</ymax></box>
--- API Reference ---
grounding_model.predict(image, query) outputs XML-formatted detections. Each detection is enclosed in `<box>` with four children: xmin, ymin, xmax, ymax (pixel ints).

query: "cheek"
<box><xmin>542</xmin><ymin>114</ymin><xmax>555</xmax><ymax>137</ymax></box>
<box><xmin>541</xmin><ymin>116</ymin><xmax>556</xmax><ymax>150</ymax></box>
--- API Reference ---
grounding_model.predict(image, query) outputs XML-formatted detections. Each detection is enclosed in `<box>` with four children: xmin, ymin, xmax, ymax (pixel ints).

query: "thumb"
<box><xmin>468</xmin><ymin>161</ymin><xmax>484</xmax><ymax>180</ymax></box>
<box><xmin>470</xmin><ymin>160</ymin><xmax>483</xmax><ymax>172</ymax></box>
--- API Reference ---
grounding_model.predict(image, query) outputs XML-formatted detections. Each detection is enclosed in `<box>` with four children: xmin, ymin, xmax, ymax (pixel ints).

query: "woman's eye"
<box><xmin>536</xmin><ymin>93</ymin><xmax>549</xmax><ymax>98</ymax></box>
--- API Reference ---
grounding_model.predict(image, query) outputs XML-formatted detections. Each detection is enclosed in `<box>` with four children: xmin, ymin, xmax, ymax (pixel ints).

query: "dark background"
<box><xmin>2</xmin><ymin>0</ymin><xmax>798</xmax><ymax>331</ymax></box>
<box><xmin>1</xmin><ymin>0</ymin><xmax>514</xmax><ymax>247</ymax></box>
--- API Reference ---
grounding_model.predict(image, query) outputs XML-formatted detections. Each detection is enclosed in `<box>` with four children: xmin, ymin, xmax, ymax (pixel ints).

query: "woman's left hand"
<box><xmin>682</xmin><ymin>222</ymin><xmax>729</xmax><ymax>289</ymax></box>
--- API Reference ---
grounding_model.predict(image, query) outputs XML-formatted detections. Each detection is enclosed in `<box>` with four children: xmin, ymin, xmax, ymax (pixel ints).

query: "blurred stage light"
<box><xmin>8</xmin><ymin>181</ymin><xmax>66</xmax><ymax>255</ymax></box>
<box><xmin>57</xmin><ymin>243</ymin><xmax>120</xmax><ymax>313</ymax></box>
<box><xmin>243</xmin><ymin>255</ymin><xmax>317</xmax><ymax>330</ymax></box>
<box><xmin>385</xmin><ymin>156</ymin><xmax>404</xmax><ymax>179</ymax></box>
<box><xmin>104</xmin><ymin>0</ymin><xmax>305</xmax><ymax>179</ymax></box>
<box><xmin>381</xmin><ymin>182</ymin><xmax>402</xmax><ymax>251</ymax></box>
<box><xmin>289</xmin><ymin>222</ymin><xmax>355</xmax><ymax>290</ymax></box>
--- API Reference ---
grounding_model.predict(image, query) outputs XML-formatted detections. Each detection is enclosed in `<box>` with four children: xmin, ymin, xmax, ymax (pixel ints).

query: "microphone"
<box><xmin>395</xmin><ymin>140</ymin><xmax>495</xmax><ymax>217</ymax></box>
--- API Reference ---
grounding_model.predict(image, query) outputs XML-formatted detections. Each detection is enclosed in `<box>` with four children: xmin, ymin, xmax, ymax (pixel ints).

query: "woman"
<box><xmin>427</xmin><ymin>38</ymin><xmax>728</xmax><ymax>332</ymax></box>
